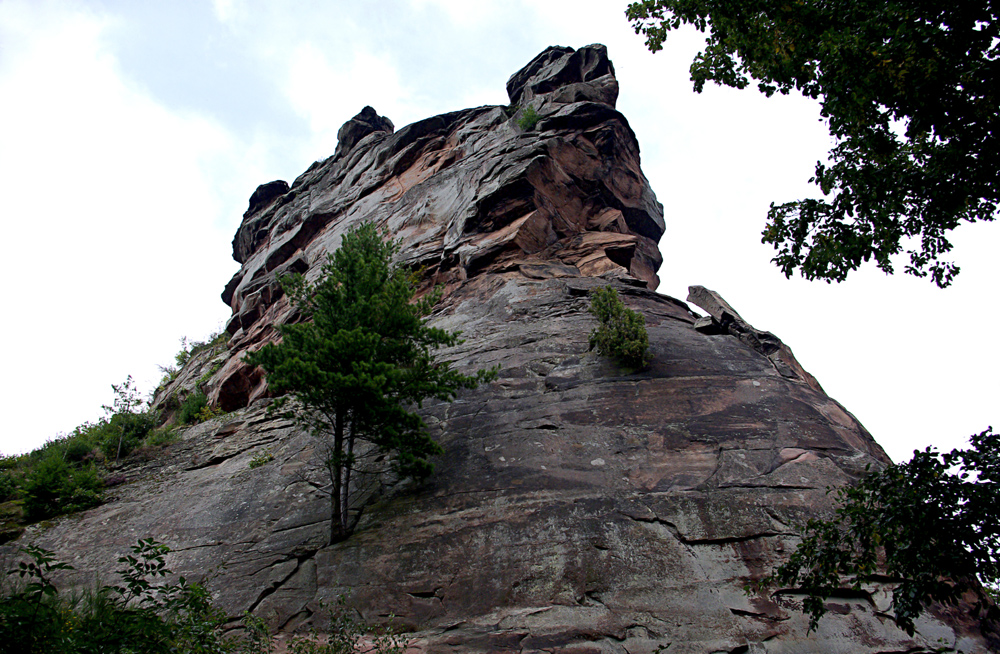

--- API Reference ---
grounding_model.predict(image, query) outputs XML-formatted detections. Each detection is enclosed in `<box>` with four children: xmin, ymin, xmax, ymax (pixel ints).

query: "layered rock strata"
<box><xmin>11</xmin><ymin>45</ymin><xmax>995</xmax><ymax>653</ymax></box>
<box><xmin>208</xmin><ymin>44</ymin><xmax>664</xmax><ymax>416</ymax></box>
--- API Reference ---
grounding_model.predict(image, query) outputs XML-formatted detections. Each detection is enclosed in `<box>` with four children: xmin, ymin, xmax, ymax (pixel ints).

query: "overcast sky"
<box><xmin>1</xmin><ymin>0</ymin><xmax>996</xmax><ymax>463</ymax></box>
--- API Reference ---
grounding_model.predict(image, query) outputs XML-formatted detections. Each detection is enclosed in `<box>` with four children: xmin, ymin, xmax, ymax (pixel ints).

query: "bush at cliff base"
<box><xmin>0</xmin><ymin>538</ymin><xmax>407</xmax><ymax>654</ymax></box>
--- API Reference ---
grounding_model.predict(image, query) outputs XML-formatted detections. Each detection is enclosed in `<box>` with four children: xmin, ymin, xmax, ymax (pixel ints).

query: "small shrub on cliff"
<box><xmin>248</xmin><ymin>449</ymin><xmax>274</xmax><ymax>469</ymax></box>
<box><xmin>63</xmin><ymin>437</ymin><xmax>95</xmax><ymax>464</ymax></box>
<box><xmin>588</xmin><ymin>286</ymin><xmax>650</xmax><ymax>370</ymax></box>
<box><xmin>178</xmin><ymin>391</ymin><xmax>209</xmax><ymax>425</ymax></box>
<box><xmin>177</xmin><ymin>391</ymin><xmax>223</xmax><ymax>425</ymax></box>
<box><xmin>157</xmin><ymin>331</ymin><xmax>230</xmax><ymax>393</ymax></box>
<box><xmin>143</xmin><ymin>426</ymin><xmax>179</xmax><ymax>449</ymax></box>
<box><xmin>517</xmin><ymin>105</ymin><xmax>541</xmax><ymax>131</ymax></box>
<box><xmin>20</xmin><ymin>455</ymin><xmax>103</xmax><ymax>521</ymax></box>
<box><xmin>94</xmin><ymin>410</ymin><xmax>159</xmax><ymax>462</ymax></box>
<box><xmin>99</xmin><ymin>376</ymin><xmax>158</xmax><ymax>463</ymax></box>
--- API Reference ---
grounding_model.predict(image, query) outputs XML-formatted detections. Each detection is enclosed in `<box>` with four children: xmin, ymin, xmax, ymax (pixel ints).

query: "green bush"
<box><xmin>248</xmin><ymin>450</ymin><xmax>273</xmax><ymax>470</ymax></box>
<box><xmin>517</xmin><ymin>105</ymin><xmax>541</xmax><ymax>131</ymax></box>
<box><xmin>144</xmin><ymin>427</ymin><xmax>179</xmax><ymax>449</ymax></box>
<box><xmin>96</xmin><ymin>411</ymin><xmax>159</xmax><ymax>461</ymax></box>
<box><xmin>0</xmin><ymin>540</ymin><xmax>406</xmax><ymax>654</ymax></box>
<box><xmin>178</xmin><ymin>392</ymin><xmax>209</xmax><ymax>425</ymax></box>
<box><xmin>588</xmin><ymin>286</ymin><xmax>650</xmax><ymax>370</ymax></box>
<box><xmin>0</xmin><ymin>539</ymin><xmax>273</xmax><ymax>654</ymax></box>
<box><xmin>21</xmin><ymin>456</ymin><xmax>103</xmax><ymax>521</ymax></box>
<box><xmin>63</xmin><ymin>437</ymin><xmax>95</xmax><ymax>464</ymax></box>
<box><xmin>0</xmin><ymin>471</ymin><xmax>18</xmax><ymax>503</ymax></box>
<box><xmin>288</xmin><ymin>596</ymin><xmax>405</xmax><ymax>654</ymax></box>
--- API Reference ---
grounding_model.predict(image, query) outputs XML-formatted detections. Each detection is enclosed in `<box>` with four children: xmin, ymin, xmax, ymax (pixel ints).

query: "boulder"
<box><xmin>334</xmin><ymin>105</ymin><xmax>395</xmax><ymax>158</ymax></box>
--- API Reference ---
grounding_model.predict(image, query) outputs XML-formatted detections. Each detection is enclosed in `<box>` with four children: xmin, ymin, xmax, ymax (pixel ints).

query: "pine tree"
<box><xmin>245</xmin><ymin>222</ymin><xmax>495</xmax><ymax>543</ymax></box>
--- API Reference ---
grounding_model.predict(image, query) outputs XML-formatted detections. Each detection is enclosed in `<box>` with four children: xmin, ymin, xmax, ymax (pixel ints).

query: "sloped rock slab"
<box><xmin>12</xmin><ymin>276</ymin><xmax>991</xmax><ymax>652</ymax></box>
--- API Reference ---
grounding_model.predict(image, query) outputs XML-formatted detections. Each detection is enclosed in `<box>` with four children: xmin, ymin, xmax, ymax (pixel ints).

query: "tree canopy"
<box><xmin>626</xmin><ymin>0</ymin><xmax>998</xmax><ymax>287</ymax></box>
<box><xmin>245</xmin><ymin>222</ymin><xmax>495</xmax><ymax>543</ymax></box>
<box><xmin>754</xmin><ymin>427</ymin><xmax>1000</xmax><ymax>635</ymax></box>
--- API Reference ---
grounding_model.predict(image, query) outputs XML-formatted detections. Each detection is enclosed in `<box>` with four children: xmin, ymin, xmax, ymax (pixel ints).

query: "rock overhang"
<box><xmin>214</xmin><ymin>43</ymin><xmax>666</xmax><ymax>412</ymax></box>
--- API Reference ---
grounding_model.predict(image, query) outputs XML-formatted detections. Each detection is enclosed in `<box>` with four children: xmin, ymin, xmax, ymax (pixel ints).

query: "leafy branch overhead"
<box><xmin>752</xmin><ymin>427</ymin><xmax>1000</xmax><ymax>635</ymax></box>
<box><xmin>626</xmin><ymin>0</ymin><xmax>998</xmax><ymax>287</ymax></box>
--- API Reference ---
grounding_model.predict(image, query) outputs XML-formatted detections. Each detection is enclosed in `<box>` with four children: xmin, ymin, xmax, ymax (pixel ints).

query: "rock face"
<box><xmin>11</xmin><ymin>45</ymin><xmax>995</xmax><ymax>653</ymax></box>
<box><xmin>213</xmin><ymin>43</ymin><xmax>664</xmax><ymax>415</ymax></box>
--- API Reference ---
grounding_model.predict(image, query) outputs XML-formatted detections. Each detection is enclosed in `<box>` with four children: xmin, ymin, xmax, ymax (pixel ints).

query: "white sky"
<box><xmin>0</xmin><ymin>0</ymin><xmax>996</xmax><ymax>463</ymax></box>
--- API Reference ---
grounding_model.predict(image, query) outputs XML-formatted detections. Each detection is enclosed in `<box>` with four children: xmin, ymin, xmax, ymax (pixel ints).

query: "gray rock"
<box><xmin>246</xmin><ymin>180</ymin><xmax>290</xmax><ymax>218</ymax></box>
<box><xmin>692</xmin><ymin>315</ymin><xmax>719</xmax><ymax>334</ymax></box>
<box><xmin>10</xmin><ymin>45</ymin><xmax>995</xmax><ymax>654</ymax></box>
<box><xmin>507</xmin><ymin>44</ymin><xmax>618</xmax><ymax>108</ymax></box>
<box><xmin>334</xmin><ymin>105</ymin><xmax>395</xmax><ymax>158</ymax></box>
<box><xmin>688</xmin><ymin>285</ymin><xmax>825</xmax><ymax>393</ymax></box>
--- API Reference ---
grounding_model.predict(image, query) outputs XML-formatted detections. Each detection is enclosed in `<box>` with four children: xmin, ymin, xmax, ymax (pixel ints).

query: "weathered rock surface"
<box><xmin>212</xmin><ymin>43</ymin><xmax>664</xmax><ymax>415</ymax></box>
<box><xmin>10</xmin><ymin>45</ymin><xmax>995</xmax><ymax>653</ymax></box>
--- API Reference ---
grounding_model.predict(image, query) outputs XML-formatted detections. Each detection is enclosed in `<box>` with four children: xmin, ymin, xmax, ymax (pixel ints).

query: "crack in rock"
<box><xmin>246</xmin><ymin>548</ymin><xmax>318</xmax><ymax>615</ymax></box>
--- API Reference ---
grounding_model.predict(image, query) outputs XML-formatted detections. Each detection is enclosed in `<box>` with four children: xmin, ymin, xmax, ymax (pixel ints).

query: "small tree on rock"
<box><xmin>102</xmin><ymin>375</ymin><xmax>147</xmax><ymax>463</ymax></box>
<box><xmin>245</xmin><ymin>222</ymin><xmax>495</xmax><ymax>544</ymax></box>
<box><xmin>588</xmin><ymin>287</ymin><xmax>650</xmax><ymax>370</ymax></box>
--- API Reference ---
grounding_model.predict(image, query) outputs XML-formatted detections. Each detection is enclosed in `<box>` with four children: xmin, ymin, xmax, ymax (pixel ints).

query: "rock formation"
<box><xmin>8</xmin><ymin>45</ymin><xmax>995</xmax><ymax>653</ymax></box>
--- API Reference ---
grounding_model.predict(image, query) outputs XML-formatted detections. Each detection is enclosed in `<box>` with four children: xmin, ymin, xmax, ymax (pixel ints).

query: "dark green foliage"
<box><xmin>0</xmin><ymin>375</ymin><xmax>163</xmax><ymax>528</ymax></box>
<box><xmin>63</xmin><ymin>438</ymin><xmax>94</xmax><ymax>464</ymax></box>
<box><xmin>517</xmin><ymin>105</ymin><xmax>541</xmax><ymax>131</ymax></box>
<box><xmin>0</xmin><ymin>539</ymin><xmax>274</xmax><ymax>654</ymax></box>
<box><xmin>626</xmin><ymin>0</ymin><xmax>998</xmax><ymax>287</ymax></box>
<box><xmin>588</xmin><ymin>287</ymin><xmax>650</xmax><ymax>370</ymax></box>
<box><xmin>248</xmin><ymin>450</ymin><xmax>274</xmax><ymax>469</ymax></box>
<box><xmin>245</xmin><ymin>221</ymin><xmax>496</xmax><ymax>543</ymax></box>
<box><xmin>0</xmin><ymin>544</ymin><xmax>74</xmax><ymax>653</ymax></box>
<box><xmin>98</xmin><ymin>410</ymin><xmax>159</xmax><ymax>460</ymax></box>
<box><xmin>20</xmin><ymin>455</ymin><xmax>103</xmax><ymax>521</ymax></box>
<box><xmin>755</xmin><ymin>427</ymin><xmax>1000</xmax><ymax>635</ymax></box>
<box><xmin>178</xmin><ymin>391</ymin><xmax>210</xmax><ymax>425</ymax></box>
<box><xmin>0</xmin><ymin>470</ymin><xmax>18</xmax><ymax>503</ymax></box>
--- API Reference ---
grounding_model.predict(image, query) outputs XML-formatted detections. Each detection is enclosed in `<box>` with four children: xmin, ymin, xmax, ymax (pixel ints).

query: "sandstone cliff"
<box><xmin>10</xmin><ymin>45</ymin><xmax>994</xmax><ymax>653</ymax></box>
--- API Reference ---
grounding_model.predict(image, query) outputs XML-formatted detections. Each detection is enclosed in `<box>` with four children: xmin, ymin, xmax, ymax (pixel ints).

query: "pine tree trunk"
<box><xmin>342</xmin><ymin>419</ymin><xmax>355</xmax><ymax>535</ymax></box>
<box><xmin>330</xmin><ymin>411</ymin><xmax>345</xmax><ymax>544</ymax></box>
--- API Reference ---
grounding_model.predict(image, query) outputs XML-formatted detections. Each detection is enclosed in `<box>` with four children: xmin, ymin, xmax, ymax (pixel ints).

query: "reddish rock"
<box><xmin>20</xmin><ymin>45</ymin><xmax>996</xmax><ymax>654</ymax></box>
